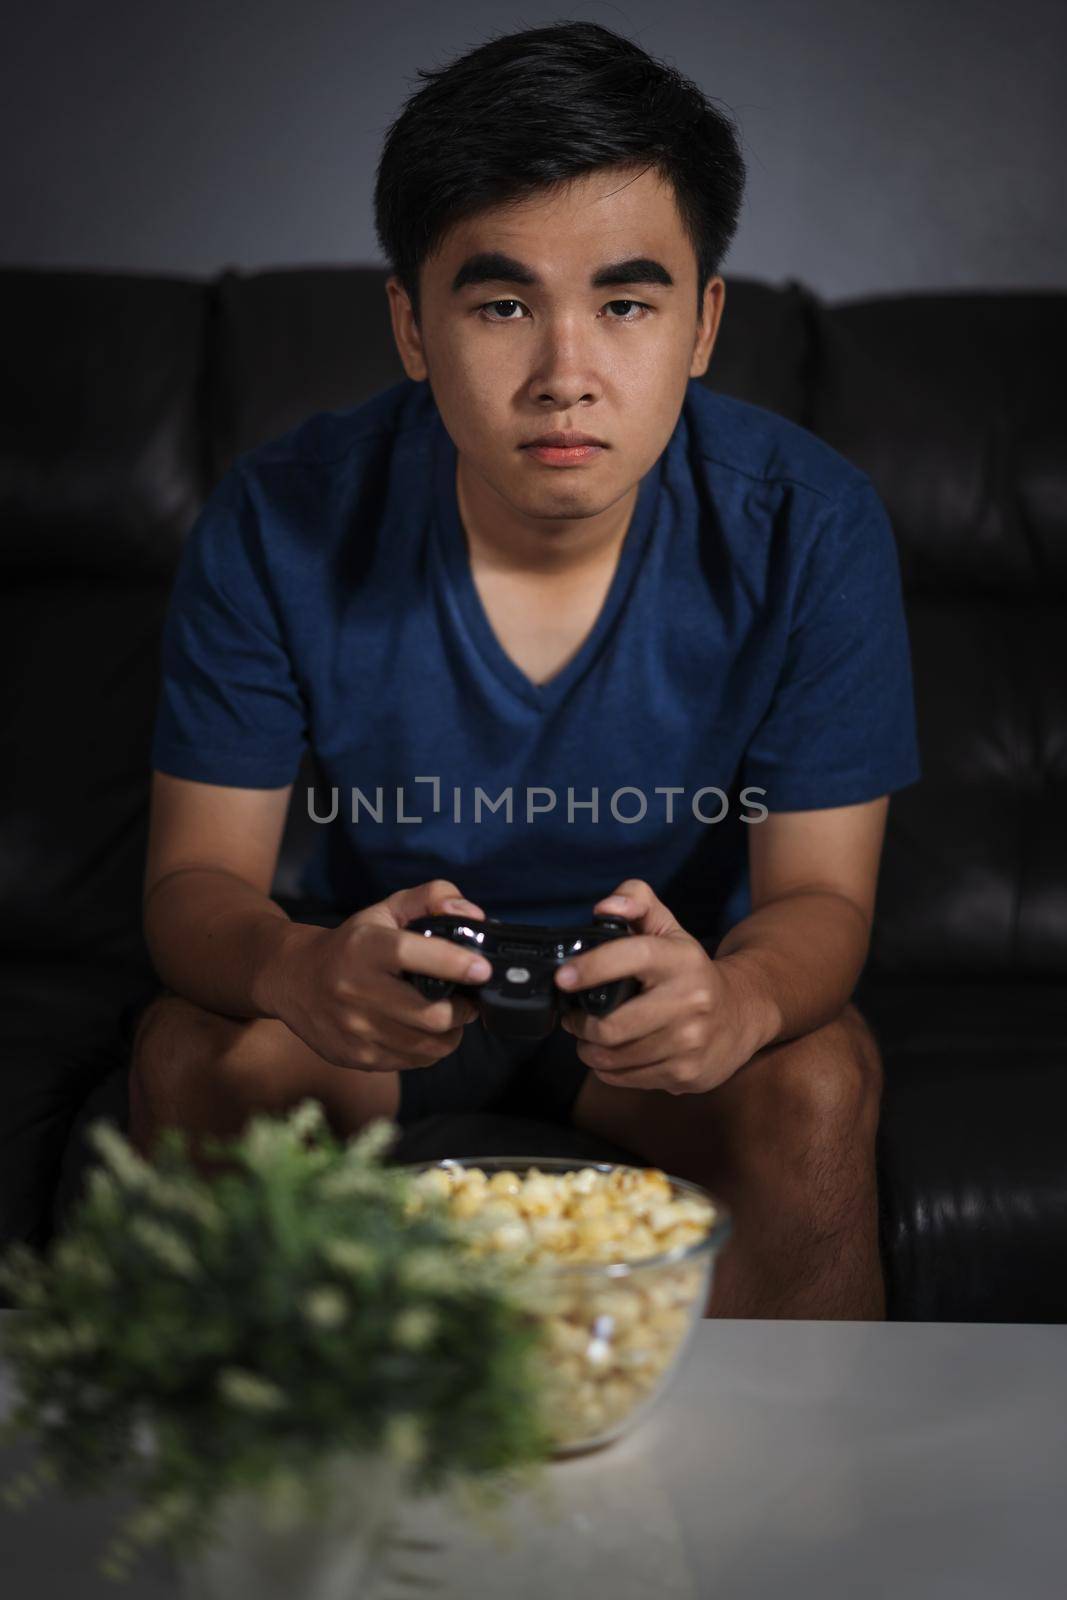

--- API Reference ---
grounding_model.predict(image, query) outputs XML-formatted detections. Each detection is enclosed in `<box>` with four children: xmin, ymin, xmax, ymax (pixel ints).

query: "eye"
<box><xmin>475</xmin><ymin>298</ymin><xmax>654</xmax><ymax>324</ymax></box>
<box><xmin>603</xmin><ymin>300</ymin><xmax>653</xmax><ymax>321</ymax></box>
<box><xmin>478</xmin><ymin>299</ymin><xmax>528</xmax><ymax>322</ymax></box>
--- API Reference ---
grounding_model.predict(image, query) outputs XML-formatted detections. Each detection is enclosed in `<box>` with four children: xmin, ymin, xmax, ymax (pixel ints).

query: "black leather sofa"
<box><xmin>2</xmin><ymin>266</ymin><xmax>1064</xmax><ymax>1321</ymax></box>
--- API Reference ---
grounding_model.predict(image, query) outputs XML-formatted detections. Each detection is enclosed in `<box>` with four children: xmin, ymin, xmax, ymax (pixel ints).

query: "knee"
<box><xmin>130</xmin><ymin>993</ymin><xmax>239</xmax><ymax>1106</ymax></box>
<box><xmin>771</xmin><ymin>1003</ymin><xmax>882</xmax><ymax>1140</ymax></box>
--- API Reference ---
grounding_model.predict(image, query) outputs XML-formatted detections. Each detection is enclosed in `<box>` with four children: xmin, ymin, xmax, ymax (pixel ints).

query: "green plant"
<box><xmin>0</xmin><ymin>1102</ymin><xmax>551</xmax><ymax>1581</ymax></box>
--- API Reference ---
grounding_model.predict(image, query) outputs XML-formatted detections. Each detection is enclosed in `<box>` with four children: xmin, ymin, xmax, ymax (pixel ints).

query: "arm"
<box><xmin>142</xmin><ymin>769</ymin><xmax>306</xmax><ymax>1020</ymax></box>
<box><xmin>557</xmin><ymin>478</ymin><xmax>916</xmax><ymax>1090</ymax></box>
<box><xmin>143</xmin><ymin>770</ymin><xmax>492</xmax><ymax>1071</ymax></box>
<box><xmin>554</xmin><ymin>797</ymin><xmax>888</xmax><ymax>1094</ymax></box>
<box><xmin>712</xmin><ymin>795</ymin><xmax>888</xmax><ymax>1048</ymax></box>
<box><xmin>141</xmin><ymin>469</ymin><xmax>489</xmax><ymax>1069</ymax></box>
<box><xmin>706</xmin><ymin>479</ymin><xmax>915</xmax><ymax>1046</ymax></box>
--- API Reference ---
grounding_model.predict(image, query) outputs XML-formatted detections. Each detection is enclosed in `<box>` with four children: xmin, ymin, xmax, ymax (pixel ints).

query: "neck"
<box><xmin>455</xmin><ymin>453</ymin><xmax>638</xmax><ymax>578</ymax></box>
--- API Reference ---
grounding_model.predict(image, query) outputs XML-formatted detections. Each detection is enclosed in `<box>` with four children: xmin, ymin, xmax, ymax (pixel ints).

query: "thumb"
<box><xmin>595</xmin><ymin>879</ymin><xmax>681</xmax><ymax>937</ymax></box>
<box><xmin>364</xmin><ymin>878</ymin><xmax>485</xmax><ymax>930</ymax></box>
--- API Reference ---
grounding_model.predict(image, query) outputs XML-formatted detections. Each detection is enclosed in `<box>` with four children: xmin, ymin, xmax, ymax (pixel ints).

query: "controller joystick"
<box><xmin>402</xmin><ymin>912</ymin><xmax>640</xmax><ymax>1039</ymax></box>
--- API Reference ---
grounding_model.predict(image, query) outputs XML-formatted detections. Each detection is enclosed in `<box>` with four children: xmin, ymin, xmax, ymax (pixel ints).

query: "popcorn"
<box><xmin>449</xmin><ymin>1186</ymin><xmax>487</xmax><ymax>1220</ymax></box>
<box><xmin>408</xmin><ymin>1161</ymin><xmax>718</xmax><ymax>1449</ymax></box>
<box><xmin>515</xmin><ymin>1175</ymin><xmax>556</xmax><ymax>1216</ymax></box>
<box><xmin>487</xmin><ymin>1220</ymin><xmax>531</xmax><ymax>1253</ymax></box>
<box><xmin>411</xmin><ymin>1162</ymin><xmax>713</xmax><ymax>1268</ymax></box>
<box><xmin>528</xmin><ymin>1216</ymin><xmax>573</xmax><ymax>1251</ymax></box>
<box><xmin>486</xmin><ymin>1169</ymin><xmax>522</xmax><ymax>1197</ymax></box>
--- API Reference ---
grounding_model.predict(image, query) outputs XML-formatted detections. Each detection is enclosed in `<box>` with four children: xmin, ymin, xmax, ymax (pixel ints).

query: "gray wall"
<box><xmin>2</xmin><ymin>0</ymin><xmax>1064</xmax><ymax>299</ymax></box>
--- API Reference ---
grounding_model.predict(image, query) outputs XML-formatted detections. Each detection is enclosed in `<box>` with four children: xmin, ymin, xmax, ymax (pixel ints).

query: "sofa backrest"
<box><xmin>0</xmin><ymin>270</ymin><xmax>207</xmax><ymax>967</ymax></box>
<box><xmin>2</xmin><ymin>267</ymin><xmax>1063</xmax><ymax>980</ymax></box>
<box><xmin>810</xmin><ymin>293</ymin><xmax>1067</xmax><ymax>978</ymax></box>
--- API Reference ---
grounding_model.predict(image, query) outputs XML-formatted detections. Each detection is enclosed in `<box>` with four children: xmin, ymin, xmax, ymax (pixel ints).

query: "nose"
<box><xmin>526</xmin><ymin>314</ymin><xmax>601</xmax><ymax>410</ymax></box>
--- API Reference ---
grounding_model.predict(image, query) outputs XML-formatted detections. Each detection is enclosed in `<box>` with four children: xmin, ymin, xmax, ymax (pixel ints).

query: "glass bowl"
<box><xmin>403</xmin><ymin>1155</ymin><xmax>731</xmax><ymax>1455</ymax></box>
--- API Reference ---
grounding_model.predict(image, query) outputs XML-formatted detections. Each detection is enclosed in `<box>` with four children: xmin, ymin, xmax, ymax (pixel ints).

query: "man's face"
<box><xmin>387</xmin><ymin>163</ymin><xmax>724</xmax><ymax>526</ymax></box>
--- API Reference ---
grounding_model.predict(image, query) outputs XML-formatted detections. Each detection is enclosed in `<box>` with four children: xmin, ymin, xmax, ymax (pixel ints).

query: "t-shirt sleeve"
<box><xmin>150</xmin><ymin>466</ymin><xmax>308</xmax><ymax>787</ymax></box>
<box><xmin>740</xmin><ymin>477</ymin><xmax>921</xmax><ymax>811</ymax></box>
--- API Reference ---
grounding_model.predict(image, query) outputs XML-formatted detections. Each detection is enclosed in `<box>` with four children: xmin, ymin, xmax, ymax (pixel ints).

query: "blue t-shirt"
<box><xmin>151</xmin><ymin>377</ymin><xmax>920</xmax><ymax>941</ymax></box>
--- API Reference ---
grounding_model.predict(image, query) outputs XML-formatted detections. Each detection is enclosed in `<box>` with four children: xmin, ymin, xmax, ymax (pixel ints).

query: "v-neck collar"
<box><xmin>431</xmin><ymin>412</ymin><xmax>661</xmax><ymax>714</ymax></box>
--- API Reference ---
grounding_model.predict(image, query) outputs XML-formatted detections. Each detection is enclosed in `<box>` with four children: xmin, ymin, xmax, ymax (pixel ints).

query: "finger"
<box><xmin>389</xmin><ymin>927</ymin><xmax>492</xmax><ymax>986</ymax></box>
<box><xmin>595</xmin><ymin>879</ymin><xmax>682</xmax><ymax>937</ymax></box>
<box><xmin>393</xmin><ymin>987</ymin><xmax>481</xmax><ymax>1031</ymax></box>
<box><xmin>414</xmin><ymin>880</ymin><xmax>487</xmax><ymax>922</ymax></box>
<box><xmin>344</xmin><ymin>1044</ymin><xmax>459</xmax><ymax>1073</ymax></box>
<box><xmin>355</xmin><ymin>880</ymin><xmax>460</xmax><ymax>930</ymax></box>
<box><xmin>439</xmin><ymin>897</ymin><xmax>487</xmax><ymax>920</ymax></box>
<box><xmin>406</xmin><ymin>991</ymin><xmax>481</xmax><ymax>1032</ymax></box>
<box><xmin>339</xmin><ymin>1051</ymin><xmax>412</xmax><ymax>1074</ymax></box>
<box><xmin>586</xmin><ymin>1060</ymin><xmax>677</xmax><ymax>1093</ymax></box>
<box><xmin>561</xmin><ymin>987</ymin><xmax>675</xmax><ymax>1045</ymax></box>
<box><xmin>575</xmin><ymin>1020</ymin><xmax>684</xmax><ymax>1071</ymax></box>
<box><xmin>370</xmin><ymin>970</ymin><xmax>482</xmax><ymax>1032</ymax></box>
<box><xmin>343</xmin><ymin>999</ymin><xmax>469</xmax><ymax>1060</ymax></box>
<box><xmin>370</xmin><ymin>879</ymin><xmax>486</xmax><ymax>930</ymax></box>
<box><xmin>330</xmin><ymin>1035</ymin><xmax>422</xmax><ymax>1074</ymax></box>
<box><xmin>379</xmin><ymin>1019</ymin><xmax>468</xmax><ymax>1061</ymax></box>
<box><xmin>554</xmin><ymin>932</ymin><xmax>674</xmax><ymax>995</ymax></box>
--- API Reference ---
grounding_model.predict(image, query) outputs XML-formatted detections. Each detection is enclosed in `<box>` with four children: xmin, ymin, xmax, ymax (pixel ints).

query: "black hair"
<box><xmin>373</xmin><ymin>19</ymin><xmax>746</xmax><ymax>325</ymax></box>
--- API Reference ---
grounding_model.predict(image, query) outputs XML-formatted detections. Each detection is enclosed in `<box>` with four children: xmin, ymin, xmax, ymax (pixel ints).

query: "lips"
<box><xmin>520</xmin><ymin>430</ymin><xmax>608</xmax><ymax>467</ymax></box>
<box><xmin>522</xmin><ymin>431</ymin><xmax>607</xmax><ymax>448</ymax></box>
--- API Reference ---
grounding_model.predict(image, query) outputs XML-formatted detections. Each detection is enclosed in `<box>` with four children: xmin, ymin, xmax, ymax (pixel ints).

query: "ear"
<box><xmin>385</xmin><ymin>276</ymin><xmax>429</xmax><ymax>382</ymax></box>
<box><xmin>689</xmin><ymin>277</ymin><xmax>726</xmax><ymax>379</ymax></box>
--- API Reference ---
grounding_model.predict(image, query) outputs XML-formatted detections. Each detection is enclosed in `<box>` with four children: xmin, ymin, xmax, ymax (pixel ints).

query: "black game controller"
<box><xmin>403</xmin><ymin>913</ymin><xmax>640</xmax><ymax>1039</ymax></box>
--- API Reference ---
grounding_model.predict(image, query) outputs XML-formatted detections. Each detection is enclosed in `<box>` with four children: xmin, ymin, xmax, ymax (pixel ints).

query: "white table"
<box><xmin>3</xmin><ymin>1318</ymin><xmax>1065</xmax><ymax>1598</ymax></box>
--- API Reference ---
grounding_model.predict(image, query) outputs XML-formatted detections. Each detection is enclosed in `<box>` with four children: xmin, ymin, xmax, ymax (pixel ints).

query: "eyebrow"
<box><xmin>450</xmin><ymin>251</ymin><xmax>675</xmax><ymax>294</ymax></box>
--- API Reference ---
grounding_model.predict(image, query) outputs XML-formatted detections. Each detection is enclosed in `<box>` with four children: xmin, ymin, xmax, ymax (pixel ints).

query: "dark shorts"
<box><xmin>119</xmin><ymin>896</ymin><xmax>588</xmax><ymax>1129</ymax></box>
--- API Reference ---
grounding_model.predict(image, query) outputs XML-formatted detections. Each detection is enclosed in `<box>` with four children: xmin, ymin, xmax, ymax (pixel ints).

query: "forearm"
<box><xmin>711</xmin><ymin>889</ymin><xmax>871</xmax><ymax>1051</ymax></box>
<box><xmin>143</xmin><ymin>866</ymin><xmax>322</xmax><ymax>1021</ymax></box>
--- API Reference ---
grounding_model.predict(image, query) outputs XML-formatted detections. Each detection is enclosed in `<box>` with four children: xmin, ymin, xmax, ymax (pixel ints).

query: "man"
<box><xmin>129</xmin><ymin>21</ymin><xmax>920</xmax><ymax>1319</ymax></box>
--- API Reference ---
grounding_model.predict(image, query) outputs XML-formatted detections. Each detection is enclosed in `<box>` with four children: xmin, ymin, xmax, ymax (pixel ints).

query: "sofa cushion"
<box><xmin>0</xmin><ymin>959</ymin><xmax>144</xmax><ymax>1258</ymax></box>
<box><xmin>877</xmin><ymin>1046</ymin><xmax>1067</xmax><ymax>1323</ymax></box>
<box><xmin>0</xmin><ymin>582</ymin><xmax>172</xmax><ymax>961</ymax></box>
<box><xmin>857</xmin><ymin>978</ymin><xmax>1067</xmax><ymax>1322</ymax></box>
<box><xmin>870</xmin><ymin>599</ymin><xmax>1067</xmax><ymax>979</ymax></box>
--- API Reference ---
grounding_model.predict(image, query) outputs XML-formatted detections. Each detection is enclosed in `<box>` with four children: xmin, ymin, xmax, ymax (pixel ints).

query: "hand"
<box><xmin>555</xmin><ymin>879</ymin><xmax>771</xmax><ymax>1094</ymax></box>
<box><xmin>268</xmin><ymin>879</ymin><xmax>490</xmax><ymax>1073</ymax></box>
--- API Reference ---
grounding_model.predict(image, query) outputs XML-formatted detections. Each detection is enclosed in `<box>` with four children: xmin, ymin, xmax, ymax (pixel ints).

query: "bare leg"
<box><xmin>570</xmin><ymin>1002</ymin><xmax>885</xmax><ymax>1320</ymax></box>
<box><xmin>128</xmin><ymin>993</ymin><xmax>400</xmax><ymax>1172</ymax></box>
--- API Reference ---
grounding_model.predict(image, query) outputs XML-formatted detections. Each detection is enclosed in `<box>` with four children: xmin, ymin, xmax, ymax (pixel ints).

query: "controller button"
<box><xmin>504</xmin><ymin>966</ymin><xmax>531</xmax><ymax>985</ymax></box>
